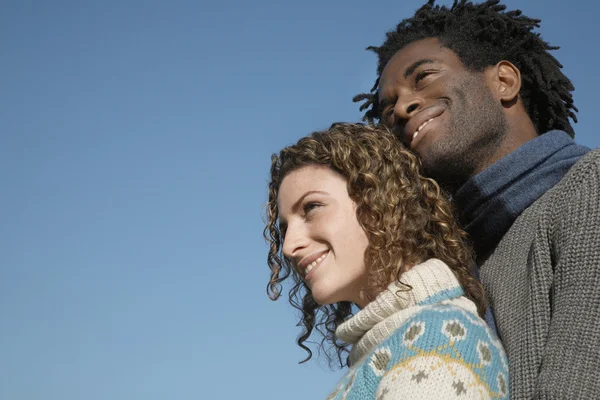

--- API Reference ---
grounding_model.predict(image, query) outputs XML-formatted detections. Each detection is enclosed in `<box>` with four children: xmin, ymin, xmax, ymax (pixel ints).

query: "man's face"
<box><xmin>378</xmin><ymin>37</ymin><xmax>508</xmax><ymax>190</ymax></box>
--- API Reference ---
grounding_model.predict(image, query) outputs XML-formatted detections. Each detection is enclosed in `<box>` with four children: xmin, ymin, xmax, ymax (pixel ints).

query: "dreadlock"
<box><xmin>353</xmin><ymin>0</ymin><xmax>577</xmax><ymax>137</ymax></box>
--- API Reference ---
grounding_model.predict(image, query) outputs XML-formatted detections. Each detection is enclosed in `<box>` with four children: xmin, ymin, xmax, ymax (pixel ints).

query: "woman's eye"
<box><xmin>278</xmin><ymin>223</ymin><xmax>287</xmax><ymax>239</ymax></box>
<box><xmin>303</xmin><ymin>202</ymin><xmax>320</xmax><ymax>214</ymax></box>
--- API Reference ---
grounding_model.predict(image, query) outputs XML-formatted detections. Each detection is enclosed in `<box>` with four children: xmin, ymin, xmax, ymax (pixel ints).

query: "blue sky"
<box><xmin>1</xmin><ymin>1</ymin><xmax>599</xmax><ymax>399</ymax></box>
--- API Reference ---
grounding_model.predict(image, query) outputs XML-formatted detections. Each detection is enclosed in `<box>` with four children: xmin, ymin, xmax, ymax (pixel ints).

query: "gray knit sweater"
<box><xmin>479</xmin><ymin>149</ymin><xmax>600</xmax><ymax>399</ymax></box>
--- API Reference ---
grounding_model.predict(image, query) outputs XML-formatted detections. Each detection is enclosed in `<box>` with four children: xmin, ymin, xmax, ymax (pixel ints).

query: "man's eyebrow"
<box><xmin>404</xmin><ymin>59</ymin><xmax>435</xmax><ymax>79</ymax></box>
<box><xmin>278</xmin><ymin>190</ymin><xmax>329</xmax><ymax>231</ymax></box>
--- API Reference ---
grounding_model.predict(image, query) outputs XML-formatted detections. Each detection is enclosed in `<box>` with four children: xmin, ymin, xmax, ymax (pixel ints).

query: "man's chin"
<box><xmin>420</xmin><ymin>147</ymin><xmax>474</xmax><ymax>192</ymax></box>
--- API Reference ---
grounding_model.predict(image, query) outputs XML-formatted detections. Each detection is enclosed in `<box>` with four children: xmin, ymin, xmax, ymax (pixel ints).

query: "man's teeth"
<box><xmin>412</xmin><ymin>118</ymin><xmax>434</xmax><ymax>141</ymax></box>
<box><xmin>305</xmin><ymin>253</ymin><xmax>328</xmax><ymax>275</ymax></box>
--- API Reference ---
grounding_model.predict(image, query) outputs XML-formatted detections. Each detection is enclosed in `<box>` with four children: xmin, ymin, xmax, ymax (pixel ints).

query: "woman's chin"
<box><xmin>312</xmin><ymin>295</ymin><xmax>334</xmax><ymax>306</ymax></box>
<box><xmin>310</xmin><ymin>288</ymin><xmax>337</xmax><ymax>306</ymax></box>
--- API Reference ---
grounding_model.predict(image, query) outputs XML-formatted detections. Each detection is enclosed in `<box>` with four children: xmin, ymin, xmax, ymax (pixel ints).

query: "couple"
<box><xmin>264</xmin><ymin>1</ymin><xmax>600</xmax><ymax>399</ymax></box>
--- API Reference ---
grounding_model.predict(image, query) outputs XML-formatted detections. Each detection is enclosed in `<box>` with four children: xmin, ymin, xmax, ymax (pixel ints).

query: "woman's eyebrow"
<box><xmin>290</xmin><ymin>190</ymin><xmax>329</xmax><ymax>213</ymax></box>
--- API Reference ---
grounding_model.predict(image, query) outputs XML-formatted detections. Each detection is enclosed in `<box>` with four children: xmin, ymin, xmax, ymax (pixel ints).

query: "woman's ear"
<box><xmin>486</xmin><ymin>60</ymin><xmax>522</xmax><ymax>104</ymax></box>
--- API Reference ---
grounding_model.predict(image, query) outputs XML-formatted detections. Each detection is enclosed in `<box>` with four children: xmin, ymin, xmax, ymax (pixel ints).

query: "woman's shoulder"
<box><xmin>367</xmin><ymin>301</ymin><xmax>510</xmax><ymax>399</ymax></box>
<box><xmin>330</xmin><ymin>302</ymin><xmax>509</xmax><ymax>400</ymax></box>
<box><xmin>385</xmin><ymin>302</ymin><xmax>504</xmax><ymax>354</ymax></box>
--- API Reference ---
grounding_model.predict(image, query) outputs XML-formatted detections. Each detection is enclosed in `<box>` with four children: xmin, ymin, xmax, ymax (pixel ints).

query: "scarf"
<box><xmin>455</xmin><ymin>130</ymin><xmax>590</xmax><ymax>257</ymax></box>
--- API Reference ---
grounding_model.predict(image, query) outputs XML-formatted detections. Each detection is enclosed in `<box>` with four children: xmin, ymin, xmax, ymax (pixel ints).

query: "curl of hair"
<box><xmin>353</xmin><ymin>0</ymin><xmax>577</xmax><ymax>136</ymax></box>
<box><xmin>263</xmin><ymin>123</ymin><xmax>485</xmax><ymax>367</ymax></box>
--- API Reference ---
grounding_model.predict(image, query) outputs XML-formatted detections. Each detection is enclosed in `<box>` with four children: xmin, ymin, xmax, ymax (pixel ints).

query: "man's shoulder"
<box><xmin>496</xmin><ymin>148</ymin><xmax>600</xmax><ymax>242</ymax></box>
<box><xmin>529</xmin><ymin>148</ymin><xmax>600</xmax><ymax>208</ymax></box>
<box><xmin>547</xmin><ymin>147</ymin><xmax>600</xmax><ymax>199</ymax></box>
<box><xmin>505</xmin><ymin>147</ymin><xmax>600</xmax><ymax>241</ymax></box>
<box><xmin>564</xmin><ymin>147</ymin><xmax>600</xmax><ymax>177</ymax></box>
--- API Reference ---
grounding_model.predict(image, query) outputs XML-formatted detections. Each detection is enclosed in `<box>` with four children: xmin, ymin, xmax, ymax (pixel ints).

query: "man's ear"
<box><xmin>487</xmin><ymin>60</ymin><xmax>521</xmax><ymax>104</ymax></box>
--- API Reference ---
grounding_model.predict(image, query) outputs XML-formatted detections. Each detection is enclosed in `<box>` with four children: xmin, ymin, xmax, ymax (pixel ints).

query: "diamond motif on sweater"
<box><xmin>403</xmin><ymin>321</ymin><xmax>425</xmax><ymax>345</ymax></box>
<box><xmin>452</xmin><ymin>380</ymin><xmax>467</xmax><ymax>395</ymax></box>
<box><xmin>442</xmin><ymin>319</ymin><xmax>467</xmax><ymax>342</ymax></box>
<box><xmin>369</xmin><ymin>347</ymin><xmax>392</xmax><ymax>376</ymax></box>
<box><xmin>412</xmin><ymin>370</ymin><xmax>429</xmax><ymax>383</ymax></box>
<box><xmin>497</xmin><ymin>372</ymin><xmax>508</xmax><ymax>396</ymax></box>
<box><xmin>477</xmin><ymin>340</ymin><xmax>492</xmax><ymax>365</ymax></box>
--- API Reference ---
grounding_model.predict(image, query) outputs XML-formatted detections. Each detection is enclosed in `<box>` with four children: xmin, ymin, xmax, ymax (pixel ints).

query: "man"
<box><xmin>354</xmin><ymin>1</ymin><xmax>600</xmax><ymax>398</ymax></box>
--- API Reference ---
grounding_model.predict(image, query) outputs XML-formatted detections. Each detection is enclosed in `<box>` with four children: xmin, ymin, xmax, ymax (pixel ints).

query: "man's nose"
<box><xmin>394</xmin><ymin>95</ymin><xmax>423</xmax><ymax>121</ymax></box>
<box><xmin>390</xmin><ymin>95</ymin><xmax>424</xmax><ymax>139</ymax></box>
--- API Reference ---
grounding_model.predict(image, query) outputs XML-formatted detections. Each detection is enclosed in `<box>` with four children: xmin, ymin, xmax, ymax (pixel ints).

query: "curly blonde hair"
<box><xmin>264</xmin><ymin>123</ymin><xmax>485</xmax><ymax>367</ymax></box>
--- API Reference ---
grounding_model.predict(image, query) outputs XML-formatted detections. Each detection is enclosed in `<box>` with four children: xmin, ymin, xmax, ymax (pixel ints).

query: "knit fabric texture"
<box><xmin>455</xmin><ymin>130</ymin><xmax>590</xmax><ymax>257</ymax></box>
<box><xmin>478</xmin><ymin>149</ymin><xmax>600</xmax><ymax>399</ymax></box>
<box><xmin>327</xmin><ymin>259</ymin><xmax>509</xmax><ymax>400</ymax></box>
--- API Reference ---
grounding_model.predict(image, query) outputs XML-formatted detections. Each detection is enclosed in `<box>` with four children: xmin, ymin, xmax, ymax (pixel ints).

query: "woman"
<box><xmin>264</xmin><ymin>123</ymin><xmax>509</xmax><ymax>399</ymax></box>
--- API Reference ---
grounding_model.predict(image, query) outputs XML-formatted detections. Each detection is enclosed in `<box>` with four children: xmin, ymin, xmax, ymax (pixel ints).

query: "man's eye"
<box><xmin>415</xmin><ymin>70</ymin><xmax>433</xmax><ymax>83</ymax></box>
<box><xmin>384</xmin><ymin>110</ymin><xmax>395</xmax><ymax>127</ymax></box>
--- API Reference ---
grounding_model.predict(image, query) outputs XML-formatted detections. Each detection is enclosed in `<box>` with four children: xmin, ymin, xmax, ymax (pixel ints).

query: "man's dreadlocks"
<box><xmin>353</xmin><ymin>0</ymin><xmax>577</xmax><ymax>137</ymax></box>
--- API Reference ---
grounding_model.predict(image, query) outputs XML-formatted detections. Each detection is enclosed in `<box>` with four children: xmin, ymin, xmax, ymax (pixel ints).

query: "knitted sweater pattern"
<box><xmin>479</xmin><ymin>149</ymin><xmax>600</xmax><ymax>399</ymax></box>
<box><xmin>327</xmin><ymin>259</ymin><xmax>509</xmax><ymax>400</ymax></box>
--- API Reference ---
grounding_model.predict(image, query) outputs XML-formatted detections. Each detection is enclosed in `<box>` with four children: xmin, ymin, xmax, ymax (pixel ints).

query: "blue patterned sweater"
<box><xmin>328</xmin><ymin>259</ymin><xmax>509</xmax><ymax>399</ymax></box>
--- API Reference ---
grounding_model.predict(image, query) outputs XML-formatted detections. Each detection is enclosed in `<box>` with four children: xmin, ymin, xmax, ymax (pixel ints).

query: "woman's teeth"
<box><xmin>305</xmin><ymin>252</ymin><xmax>328</xmax><ymax>275</ymax></box>
<box><xmin>413</xmin><ymin>118</ymin><xmax>434</xmax><ymax>141</ymax></box>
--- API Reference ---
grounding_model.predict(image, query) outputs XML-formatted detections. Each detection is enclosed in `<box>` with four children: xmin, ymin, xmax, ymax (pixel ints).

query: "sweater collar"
<box><xmin>335</xmin><ymin>259</ymin><xmax>466</xmax><ymax>363</ymax></box>
<box><xmin>454</xmin><ymin>130</ymin><xmax>589</xmax><ymax>257</ymax></box>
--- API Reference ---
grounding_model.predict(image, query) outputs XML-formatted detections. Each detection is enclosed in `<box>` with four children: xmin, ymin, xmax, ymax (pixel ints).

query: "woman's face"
<box><xmin>278</xmin><ymin>165</ymin><xmax>370</xmax><ymax>307</ymax></box>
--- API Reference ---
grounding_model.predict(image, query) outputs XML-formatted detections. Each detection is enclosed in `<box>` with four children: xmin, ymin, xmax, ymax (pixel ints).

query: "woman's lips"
<box><xmin>304</xmin><ymin>251</ymin><xmax>329</xmax><ymax>282</ymax></box>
